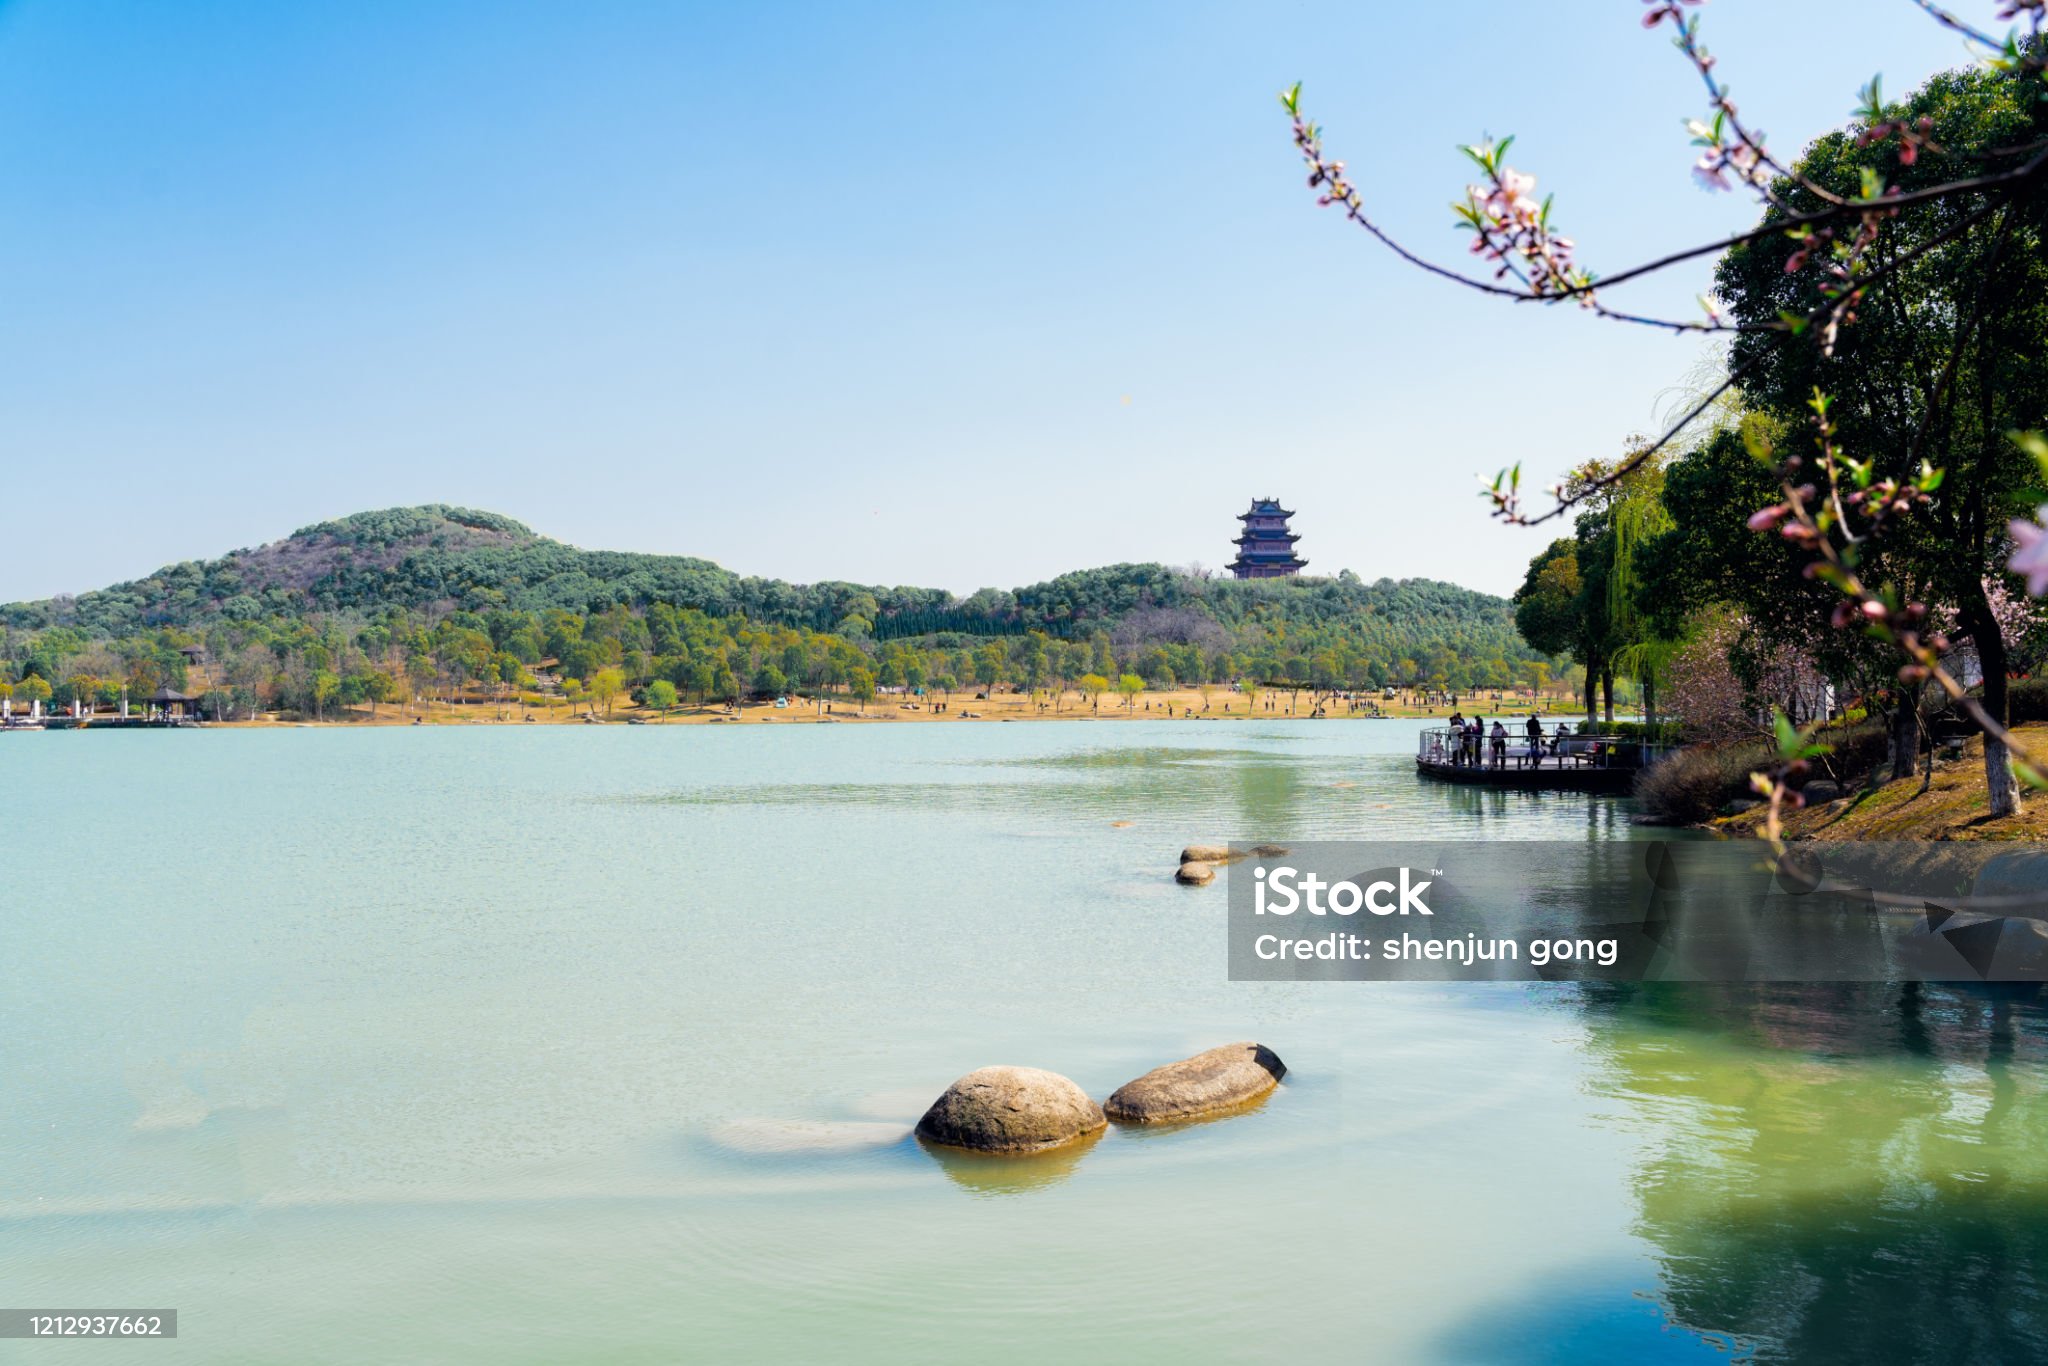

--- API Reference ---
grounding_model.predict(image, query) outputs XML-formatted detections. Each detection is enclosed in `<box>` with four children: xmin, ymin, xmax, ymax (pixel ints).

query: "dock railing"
<box><xmin>1418</xmin><ymin>725</ymin><xmax>1676</xmax><ymax>773</ymax></box>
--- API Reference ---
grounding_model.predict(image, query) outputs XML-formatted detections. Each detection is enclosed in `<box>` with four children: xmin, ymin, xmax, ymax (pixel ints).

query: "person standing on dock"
<box><xmin>1489</xmin><ymin>720</ymin><xmax>1508</xmax><ymax>769</ymax></box>
<box><xmin>1447</xmin><ymin>711</ymin><xmax>1465</xmax><ymax>767</ymax></box>
<box><xmin>1524</xmin><ymin>714</ymin><xmax>1544</xmax><ymax>768</ymax></box>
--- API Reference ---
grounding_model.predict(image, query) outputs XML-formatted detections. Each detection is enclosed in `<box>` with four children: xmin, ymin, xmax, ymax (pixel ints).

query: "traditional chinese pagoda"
<box><xmin>1229</xmin><ymin>498</ymin><xmax>1307</xmax><ymax>579</ymax></box>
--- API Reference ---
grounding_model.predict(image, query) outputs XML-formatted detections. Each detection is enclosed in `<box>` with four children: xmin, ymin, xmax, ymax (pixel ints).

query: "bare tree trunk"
<box><xmin>1985</xmin><ymin>726</ymin><xmax>2020</xmax><ymax>816</ymax></box>
<box><xmin>1963</xmin><ymin>588</ymin><xmax>2021</xmax><ymax>817</ymax></box>
<box><xmin>1890</xmin><ymin>701</ymin><xmax>1918</xmax><ymax>782</ymax></box>
<box><xmin>1601</xmin><ymin>669</ymin><xmax>1615</xmax><ymax>724</ymax></box>
<box><xmin>1921</xmin><ymin>707</ymin><xmax>1935</xmax><ymax>795</ymax></box>
<box><xmin>1890</xmin><ymin>686</ymin><xmax>1921</xmax><ymax>782</ymax></box>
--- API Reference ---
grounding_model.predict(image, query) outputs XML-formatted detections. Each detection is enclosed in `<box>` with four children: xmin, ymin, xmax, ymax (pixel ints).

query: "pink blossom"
<box><xmin>1640</xmin><ymin>0</ymin><xmax>1703</xmax><ymax>29</ymax></box>
<box><xmin>1475</xmin><ymin>168</ymin><xmax>1542</xmax><ymax>225</ymax></box>
<box><xmin>1498</xmin><ymin>167</ymin><xmax>1537</xmax><ymax>202</ymax></box>
<box><xmin>2010</xmin><ymin>510</ymin><xmax>2048</xmax><ymax>596</ymax></box>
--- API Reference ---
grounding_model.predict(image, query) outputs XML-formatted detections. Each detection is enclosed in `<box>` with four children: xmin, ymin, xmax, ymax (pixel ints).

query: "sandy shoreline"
<box><xmin>115</xmin><ymin>686</ymin><xmax>1581</xmax><ymax>729</ymax></box>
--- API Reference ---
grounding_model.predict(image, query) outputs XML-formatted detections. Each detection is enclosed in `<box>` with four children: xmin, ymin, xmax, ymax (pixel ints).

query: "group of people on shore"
<box><xmin>1443</xmin><ymin>711</ymin><xmax>1580</xmax><ymax>770</ymax></box>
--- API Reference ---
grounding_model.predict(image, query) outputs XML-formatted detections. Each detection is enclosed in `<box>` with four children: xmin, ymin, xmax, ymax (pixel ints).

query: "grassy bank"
<box><xmin>1713</xmin><ymin>722</ymin><xmax>2048</xmax><ymax>842</ymax></box>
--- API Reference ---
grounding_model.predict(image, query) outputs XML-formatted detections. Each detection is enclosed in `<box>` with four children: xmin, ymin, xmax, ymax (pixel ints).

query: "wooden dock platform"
<box><xmin>1415</xmin><ymin>754</ymin><xmax>1641</xmax><ymax>795</ymax></box>
<box><xmin>1414</xmin><ymin>725</ymin><xmax>1668</xmax><ymax>796</ymax></box>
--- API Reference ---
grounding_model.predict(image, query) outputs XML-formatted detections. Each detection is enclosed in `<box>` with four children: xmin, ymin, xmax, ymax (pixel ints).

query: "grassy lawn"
<box><xmin>1718</xmin><ymin>722</ymin><xmax>2048</xmax><ymax>842</ymax></box>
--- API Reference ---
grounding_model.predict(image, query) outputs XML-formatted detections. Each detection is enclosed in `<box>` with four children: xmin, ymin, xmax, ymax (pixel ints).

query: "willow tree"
<box><xmin>1514</xmin><ymin>451</ymin><xmax>1676</xmax><ymax>725</ymax></box>
<box><xmin>1604</xmin><ymin>466</ymin><xmax>1677</xmax><ymax>725</ymax></box>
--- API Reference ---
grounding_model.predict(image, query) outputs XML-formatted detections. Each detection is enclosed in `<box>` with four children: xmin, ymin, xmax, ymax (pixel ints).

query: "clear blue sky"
<box><xmin>0</xmin><ymin>1</ymin><xmax>1980</xmax><ymax>601</ymax></box>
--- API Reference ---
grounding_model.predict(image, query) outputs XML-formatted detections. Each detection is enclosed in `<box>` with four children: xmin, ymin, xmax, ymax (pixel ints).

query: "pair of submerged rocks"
<box><xmin>1175</xmin><ymin>843</ymin><xmax>1288</xmax><ymax>885</ymax></box>
<box><xmin>915</xmin><ymin>1042</ymin><xmax>1288</xmax><ymax>1153</ymax></box>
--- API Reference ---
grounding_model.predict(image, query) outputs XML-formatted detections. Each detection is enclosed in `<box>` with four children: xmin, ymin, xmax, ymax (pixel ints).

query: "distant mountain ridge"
<box><xmin>1</xmin><ymin>506</ymin><xmax>1544</xmax><ymax>682</ymax></box>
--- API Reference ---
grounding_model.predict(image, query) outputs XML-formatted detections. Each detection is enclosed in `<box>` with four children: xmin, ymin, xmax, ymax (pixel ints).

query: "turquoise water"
<box><xmin>6</xmin><ymin>720</ymin><xmax>2048</xmax><ymax>1363</ymax></box>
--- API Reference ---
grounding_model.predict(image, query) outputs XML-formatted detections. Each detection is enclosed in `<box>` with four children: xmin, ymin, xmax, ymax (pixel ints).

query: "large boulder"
<box><xmin>1175</xmin><ymin>861</ymin><xmax>1216</xmax><ymax>886</ymax></box>
<box><xmin>1181</xmin><ymin>844</ymin><xmax>1241</xmax><ymax>865</ymax></box>
<box><xmin>1104</xmin><ymin>1043</ymin><xmax>1287</xmax><ymax>1125</ymax></box>
<box><xmin>915</xmin><ymin>1066</ymin><xmax>1107</xmax><ymax>1153</ymax></box>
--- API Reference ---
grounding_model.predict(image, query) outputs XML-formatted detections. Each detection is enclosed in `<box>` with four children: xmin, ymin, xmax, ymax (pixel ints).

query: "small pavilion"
<box><xmin>148</xmin><ymin>686</ymin><xmax>200</xmax><ymax>719</ymax></box>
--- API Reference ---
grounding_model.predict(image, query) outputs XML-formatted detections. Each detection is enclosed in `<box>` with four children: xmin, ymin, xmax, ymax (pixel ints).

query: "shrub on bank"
<box><xmin>1580</xmin><ymin>720</ymin><xmax>1686</xmax><ymax>745</ymax></box>
<box><xmin>2005</xmin><ymin>678</ymin><xmax>2048</xmax><ymax>724</ymax></box>
<box><xmin>1823</xmin><ymin>718</ymin><xmax>1892</xmax><ymax>782</ymax></box>
<box><xmin>1633</xmin><ymin>718</ymin><xmax>1890</xmax><ymax>825</ymax></box>
<box><xmin>1634</xmin><ymin>736</ymin><xmax>1775</xmax><ymax>824</ymax></box>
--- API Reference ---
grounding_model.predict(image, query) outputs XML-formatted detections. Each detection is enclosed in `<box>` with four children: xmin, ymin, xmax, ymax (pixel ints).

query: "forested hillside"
<box><xmin>0</xmin><ymin>506</ymin><xmax>1556</xmax><ymax>716</ymax></box>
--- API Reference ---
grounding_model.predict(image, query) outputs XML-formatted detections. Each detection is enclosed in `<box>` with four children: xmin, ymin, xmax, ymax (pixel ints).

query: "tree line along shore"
<box><xmin>21</xmin><ymin>678</ymin><xmax>1584</xmax><ymax>728</ymax></box>
<box><xmin>1</xmin><ymin>506</ymin><xmax>1592</xmax><ymax>729</ymax></box>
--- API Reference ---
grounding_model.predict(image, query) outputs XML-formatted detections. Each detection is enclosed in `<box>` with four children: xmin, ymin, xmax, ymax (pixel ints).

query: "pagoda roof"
<box><xmin>1238</xmin><ymin>504</ymin><xmax>1296</xmax><ymax>520</ymax></box>
<box><xmin>1234</xmin><ymin>531</ymin><xmax>1301</xmax><ymax>545</ymax></box>
<box><xmin>148</xmin><ymin>687</ymin><xmax>198</xmax><ymax>703</ymax></box>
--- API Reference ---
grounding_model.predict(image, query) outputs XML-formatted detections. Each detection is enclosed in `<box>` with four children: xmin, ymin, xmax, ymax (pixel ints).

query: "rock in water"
<box><xmin>1250</xmin><ymin>844</ymin><xmax>1290</xmax><ymax>858</ymax></box>
<box><xmin>1181</xmin><ymin>844</ymin><xmax>1236</xmax><ymax>864</ymax></box>
<box><xmin>1103</xmin><ymin>1043</ymin><xmax>1287</xmax><ymax>1125</ymax></box>
<box><xmin>1175</xmin><ymin>860</ymin><xmax>1215</xmax><ymax>885</ymax></box>
<box><xmin>915</xmin><ymin>1066</ymin><xmax>1107</xmax><ymax>1153</ymax></box>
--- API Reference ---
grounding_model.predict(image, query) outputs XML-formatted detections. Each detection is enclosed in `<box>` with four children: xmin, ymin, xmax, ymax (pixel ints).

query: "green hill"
<box><xmin>0</xmin><ymin>505</ymin><xmax>1555</xmax><ymax>709</ymax></box>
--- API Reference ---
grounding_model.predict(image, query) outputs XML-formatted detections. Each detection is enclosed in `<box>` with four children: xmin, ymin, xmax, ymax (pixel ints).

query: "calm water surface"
<box><xmin>6</xmin><ymin>719</ymin><xmax>2048</xmax><ymax>1363</ymax></box>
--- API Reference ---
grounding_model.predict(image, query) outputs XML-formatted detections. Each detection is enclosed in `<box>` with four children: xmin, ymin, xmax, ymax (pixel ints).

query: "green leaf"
<box><xmin>1739</xmin><ymin>414</ymin><xmax>1777</xmax><ymax>463</ymax></box>
<box><xmin>2012</xmin><ymin>430</ymin><xmax>2048</xmax><ymax>481</ymax></box>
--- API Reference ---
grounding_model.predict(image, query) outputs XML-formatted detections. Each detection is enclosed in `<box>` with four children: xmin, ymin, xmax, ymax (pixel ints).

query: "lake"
<box><xmin>6</xmin><ymin>719</ymin><xmax>2048</xmax><ymax>1363</ymax></box>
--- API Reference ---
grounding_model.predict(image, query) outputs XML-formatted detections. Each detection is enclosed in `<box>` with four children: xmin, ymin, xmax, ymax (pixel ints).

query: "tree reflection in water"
<box><xmin>1568</xmin><ymin>982</ymin><xmax>2048</xmax><ymax>1364</ymax></box>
